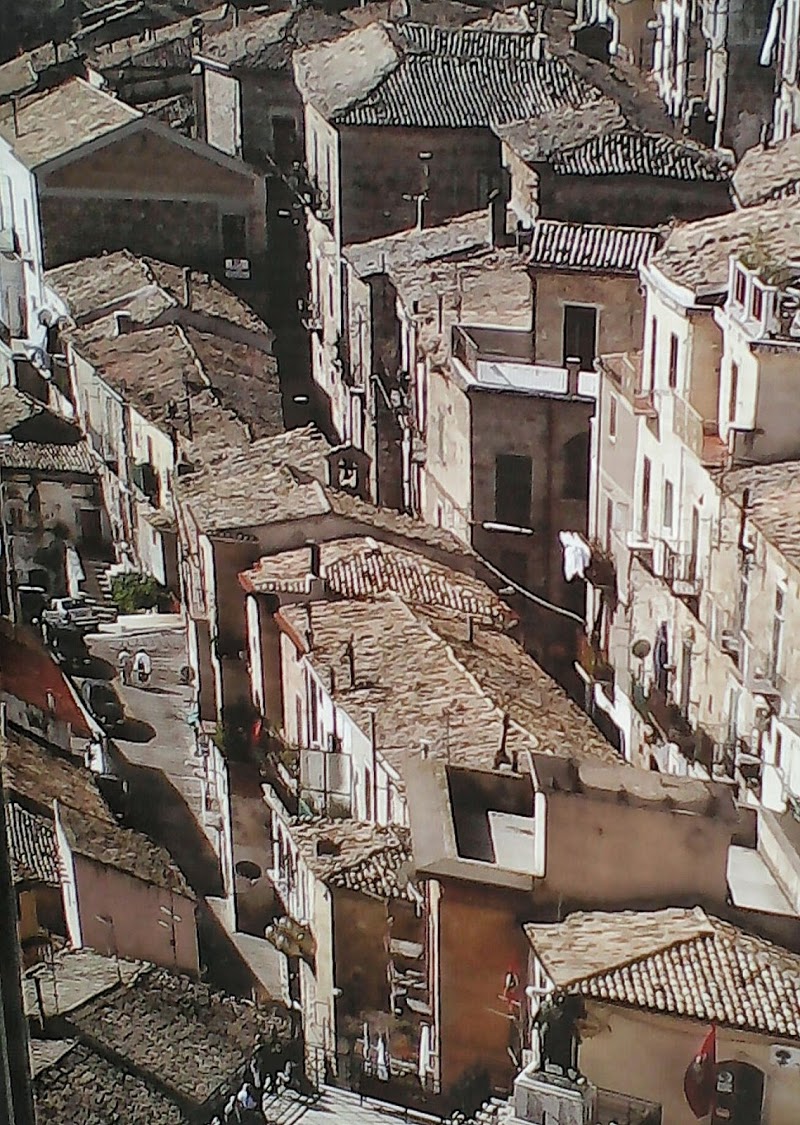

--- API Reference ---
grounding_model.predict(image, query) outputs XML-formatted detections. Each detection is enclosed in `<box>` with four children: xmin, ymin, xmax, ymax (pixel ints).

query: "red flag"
<box><xmin>684</xmin><ymin>1025</ymin><xmax>716</xmax><ymax>1118</ymax></box>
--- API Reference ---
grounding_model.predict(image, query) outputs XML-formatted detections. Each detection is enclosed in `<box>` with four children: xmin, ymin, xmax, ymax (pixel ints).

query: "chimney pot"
<box><xmin>565</xmin><ymin>356</ymin><xmax>581</xmax><ymax>396</ymax></box>
<box><xmin>114</xmin><ymin>311</ymin><xmax>133</xmax><ymax>336</ymax></box>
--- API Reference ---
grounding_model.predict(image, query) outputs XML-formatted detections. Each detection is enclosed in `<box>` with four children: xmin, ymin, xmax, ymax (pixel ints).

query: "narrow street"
<box><xmin>85</xmin><ymin>616</ymin><xmax>225</xmax><ymax>900</ymax></box>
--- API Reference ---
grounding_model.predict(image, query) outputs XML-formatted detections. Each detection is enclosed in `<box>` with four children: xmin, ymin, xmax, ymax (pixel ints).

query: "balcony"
<box><xmin>672</xmin><ymin>395</ymin><xmax>728</xmax><ymax>468</ymax></box>
<box><xmin>576</xmin><ymin>633</ymin><xmax>615</xmax><ymax>687</ymax></box>
<box><xmin>662</xmin><ymin>545</ymin><xmax>701</xmax><ymax>602</ymax></box>
<box><xmin>451</xmin><ymin>324</ymin><xmax>598</xmax><ymax>398</ymax></box>
<box><xmin>599</xmin><ymin>351</ymin><xmax>642</xmax><ymax>402</ymax></box>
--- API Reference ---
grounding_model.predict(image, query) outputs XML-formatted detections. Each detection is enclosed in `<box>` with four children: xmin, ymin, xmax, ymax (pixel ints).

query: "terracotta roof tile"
<box><xmin>287</xmin><ymin>817</ymin><xmax>414</xmax><ymax>899</ymax></box>
<box><xmin>1</xmin><ymin>730</ymin><xmax>115</xmax><ymax>824</ymax></box>
<box><xmin>526</xmin><ymin>908</ymin><xmax>800</xmax><ymax>1039</ymax></box>
<box><xmin>733</xmin><ymin>132</ymin><xmax>800</xmax><ymax>207</ymax></box>
<box><xmin>6</xmin><ymin>801</ymin><xmax>59</xmax><ymax>886</ymax></box>
<box><xmin>528</xmin><ymin>218</ymin><xmax>661</xmax><ymax>274</ymax></box>
<box><xmin>0</xmin><ymin>441</ymin><xmax>95</xmax><ymax>474</ymax></box>
<box><xmin>723</xmin><ymin>460</ymin><xmax>800</xmax><ymax>570</ymax></box>
<box><xmin>549</xmin><ymin>130</ymin><xmax>729</xmax><ymax>182</ymax></box>
<box><xmin>0</xmin><ymin>627</ymin><xmax>93</xmax><ymax>740</ymax></box>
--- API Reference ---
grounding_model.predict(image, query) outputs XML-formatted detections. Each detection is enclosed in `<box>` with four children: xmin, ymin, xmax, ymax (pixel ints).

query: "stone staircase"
<box><xmin>79</xmin><ymin>557</ymin><xmax>119</xmax><ymax>622</ymax></box>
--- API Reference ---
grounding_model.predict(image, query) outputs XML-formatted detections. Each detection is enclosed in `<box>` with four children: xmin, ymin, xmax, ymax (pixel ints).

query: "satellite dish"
<box><xmin>631</xmin><ymin>639</ymin><xmax>651</xmax><ymax>659</ymax></box>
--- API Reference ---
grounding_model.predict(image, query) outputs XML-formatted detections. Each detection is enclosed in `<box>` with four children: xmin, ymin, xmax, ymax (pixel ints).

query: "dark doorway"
<box><xmin>272</xmin><ymin>117</ymin><xmax>298</xmax><ymax>169</ymax></box>
<box><xmin>563</xmin><ymin>305</ymin><xmax>597</xmax><ymax>371</ymax></box>
<box><xmin>712</xmin><ymin>1061</ymin><xmax>764</xmax><ymax>1125</ymax></box>
<box><xmin>79</xmin><ymin>509</ymin><xmax>102</xmax><ymax>547</ymax></box>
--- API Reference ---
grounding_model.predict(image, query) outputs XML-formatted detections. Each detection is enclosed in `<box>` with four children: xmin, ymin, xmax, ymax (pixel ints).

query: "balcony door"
<box><xmin>563</xmin><ymin>305</ymin><xmax>597</xmax><ymax>372</ymax></box>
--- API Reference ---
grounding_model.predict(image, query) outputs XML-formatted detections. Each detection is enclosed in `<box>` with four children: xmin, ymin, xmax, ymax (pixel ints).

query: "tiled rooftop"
<box><xmin>723</xmin><ymin>460</ymin><xmax>800</xmax><ymax>570</ymax></box>
<box><xmin>240</xmin><ymin>538</ymin><xmax>505</xmax><ymax>620</ymax></box>
<box><xmin>24</xmin><ymin>948</ymin><xmax>145</xmax><ymax>1023</ymax></box>
<box><xmin>525</xmin><ymin>907</ymin><xmax>800</xmax><ymax>1040</ymax></box>
<box><xmin>69</xmin><ymin>320</ymin><xmax>273</xmax><ymax>443</ymax></box>
<box><xmin>0</xmin><ymin>41</ymin><xmax>81</xmax><ymax>101</ymax></box>
<box><xmin>733</xmin><ymin>132</ymin><xmax>800</xmax><ymax>207</ymax></box>
<box><xmin>549</xmin><ymin>130</ymin><xmax>729</xmax><ymax>182</ymax></box>
<box><xmin>493</xmin><ymin>94</ymin><xmax>624</xmax><ymax>165</ymax></box>
<box><xmin>57</xmin><ymin>803</ymin><xmax>193</xmax><ymax>899</ymax></box>
<box><xmin>0</xmin><ymin>387</ymin><xmax>46</xmax><ymax>435</ymax></box>
<box><xmin>48</xmin><ymin>250</ymin><xmax>270</xmax><ymax>337</ymax></box>
<box><xmin>176</xmin><ymin>425</ymin><xmax>331</xmax><ymax>534</ymax></box>
<box><xmin>6</xmin><ymin>801</ymin><xmax>59</xmax><ymax>886</ymax></box>
<box><xmin>286</xmin><ymin>817</ymin><xmax>414</xmax><ymax>900</ymax></box>
<box><xmin>0</xmin><ymin>77</ymin><xmax>138</xmax><ymax>168</ymax></box>
<box><xmin>344</xmin><ymin>210</ymin><xmax>488</xmax><ymax>280</ymax></box>
<box><xmin>528</xmin><ymin>219</ymin><xmax>661</xmax><ymax>275</ymax></box>
<box><xmin>200</xmin><ymin>7</ymin><xmax>352</xmax><ymax>71</ymax></box>
<box><xmin>1</xmin><ymin>729</ymin><xmax>114</xmax><ymax>825</ymax></box>
<box><xmin>34</xmin><ymin>1042</ymin><xmax>186</xmax><ymax>1125</ymax></box>
<box><xmin>295</xmin><ymin>22</ymin><xmax>600</xmax><ymax>127</ymax></box>
<box><xmin>279</xmin><ymin>593</ymin><xmax>615</xmax><ymax>779</ymax></box>
<box><xmin>0</xmin><ymin>626</ymin><xmax>94</xmax><ymax>739</ymax></box>
<box><xmin>0</xmin><ymin>440</ymin><xmax>95</xmax><ymax>474</ymax></box>
<box><xmin>64</xmin><ymin>963</ymin><xmax>290</xmax><ymax>1107</ymax></box>
<box><xmin>649</xmin><ymin>196</ymin><xmax>800</xmax><ymax>297</ymax></box>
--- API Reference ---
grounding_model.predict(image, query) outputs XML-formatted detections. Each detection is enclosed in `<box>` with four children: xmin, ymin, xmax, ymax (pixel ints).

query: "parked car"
<box><xmin>80</xmin><ymin>679</ymin><xmax>125</xmax><ymax>729</ymax></box>
<box><xmin>48</xmin><ymin>625</ymin><xmax>92</xmax><ymax>673</ymax></box>
<box><xmin>41</xmin><ymin>595</ymin><xmax>110</xmax><ymax>633</ymax></box>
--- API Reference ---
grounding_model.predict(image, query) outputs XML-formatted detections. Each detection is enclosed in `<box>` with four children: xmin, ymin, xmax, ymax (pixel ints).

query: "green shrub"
<box><xmin>109</xmin><ymin>572</ymin><xmax>170</xmax><ymax>613</ymax></box>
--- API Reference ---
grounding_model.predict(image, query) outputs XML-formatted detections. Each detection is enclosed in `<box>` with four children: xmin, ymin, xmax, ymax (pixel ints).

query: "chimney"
<box><xmin>566</xmin><ymin>355</ymin><xmax>581</xmax><ymax>397</ymax></box>
<box><xmin>182</xmin><ymin>266</ymin><xmax>192</xmax><ymax>309</ymax></box>
<box><xmin>487</xmin><ymin>189</ymin><xmax>505</xmax><ymax>249</ymax></box>
<box><xmin>114</xmin><ymin>311</ymin><xmax>133</xmax><ymax>336</ymax></box>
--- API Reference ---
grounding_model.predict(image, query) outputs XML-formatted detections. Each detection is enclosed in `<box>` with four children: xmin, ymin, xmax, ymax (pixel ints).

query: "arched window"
<box><xmin>563</xmin><ymin>433</ymin><xmax>590</xmax><ymax>501</ymax></box>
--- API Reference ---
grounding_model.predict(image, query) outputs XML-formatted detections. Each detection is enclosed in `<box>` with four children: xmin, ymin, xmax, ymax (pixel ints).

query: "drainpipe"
<box><xmin>369</xmin><ymin>709</ymin><xmax>378</xmax><ymax>823</ymax></box>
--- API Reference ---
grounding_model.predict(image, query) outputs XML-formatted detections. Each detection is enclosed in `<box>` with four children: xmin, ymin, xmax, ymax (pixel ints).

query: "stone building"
<box><xmin>586</xmin><ymin>196</ymin><xmax>800</xmax><ymax>915</ymax></box>
<box><xmin>0</xmin><ymin>77</ymin><xmax>266</xmax><ymax>278</ymax></box>
<box><xmin>761</xmin><ymin>0</ymin><xmax>800</xmax><ymax>142</ymax></box>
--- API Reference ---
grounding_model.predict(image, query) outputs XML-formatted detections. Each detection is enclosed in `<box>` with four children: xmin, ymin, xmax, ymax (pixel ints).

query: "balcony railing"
<box><xmin>599</xmin><ymin>351</ymin><xmax>642</xmax><ymax>402</ymax></box>
<box><xmin>577</xmin><ymin>633</ymin><xmax>615</xmax><ymax>686</ymax></box>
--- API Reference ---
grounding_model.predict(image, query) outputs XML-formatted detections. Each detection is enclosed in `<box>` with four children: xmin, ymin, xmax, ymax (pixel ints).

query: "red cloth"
<box><xmin>684</xmin><ymin>1025</ymin><xmax>716</xmax><ymax>1118</ymax></box>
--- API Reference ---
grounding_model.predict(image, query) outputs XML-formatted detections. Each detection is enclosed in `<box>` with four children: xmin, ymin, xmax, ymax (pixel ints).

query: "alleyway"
<box><xmin>86</xmin><ymin>616</ymin><xmax>225</xmax><ymax>899</ymax></box>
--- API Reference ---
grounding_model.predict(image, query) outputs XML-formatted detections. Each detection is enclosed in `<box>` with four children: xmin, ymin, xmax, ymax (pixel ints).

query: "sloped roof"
<box><xmin>0</xmin><ymin>78</ymin><xmax>139</xmax><ymax>168</ymax></box>
<box><xmin>57</xmin><ymin>803</ymin><xmax>193</xmax><ymax>899</ymax></box>
<box><xmin>549</xmin><ymin>129</ymin><xmax>729</xmax><ymax>182</ymax></box>
<box><xmin>0</xmin><ymin>441</ymin><xmax>95</xmax><ymax>474</ymax></box>
<box><xmin>0</xmin><ymin>628</ymin><xmax>94</xmax><ymax>740</ymax></box>
<box><xmin>0</xmin><ymin>387</ymin><xmax>43</xmax><ymax>435</ymax></box>
<box><xmin>733</xmin><ymin>132</ymin><xmax>800</xmax><ymax>207</ymax></box>
<box><xmin>344</xmin><ymin>210</ymin><xmax>488</xmax><ymax>279</ymax></box>
<box><xmin>6</xmin><ymin>801</ymin><xmax>59</xmax><ymax>886</ymax></box>
<box><xmin>1</xmin><ymin>730</ymin><xmax>113</xmax><ymax>824</ymax></box>
<box><xmin>528</xmin><ymin>218</ymin><xmax>661</xmax><ymax>274</ymax></box>
<box><xmin>296</xmin><ymin>22</ymin><xmax>598</xmax><ymax>127</ymax></box>
<box><xmin>201</xmin><ymin>7</ymin><xmax>352</xmax><ymax>71</ymax></box>
<box><xmin>240</xmin><ymin>537</ymin><xmax>508</xmax><ymax>622</ymax></box>
<box><xmin>723</xmin><ymin>460</ymin><xmax>800</xmax><ymax>571</ymax></box>
<box><xmin>525</xmin><ymin>908</ymin><xmax>800</xmax><ymax>1039</ymax></box>
<box><xmin>286</xmin><ymin>817</ymin><xmax>414</xmax><ymax>900</ymax></box>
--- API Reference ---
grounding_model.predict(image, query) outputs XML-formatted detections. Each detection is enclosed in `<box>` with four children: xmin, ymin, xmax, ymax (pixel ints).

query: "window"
<box><xmin>640</xmin><ymin>456</ymin><xmax>651</xmax><ymax>539</ymax></box>
<box><xmin>562</xmin><ymin>305</ymin><xmax>597</xmax><ymax>371</ymax></box>
<box><xmin>221</xmin><ymin>213</ymin><xmax>247</xmax><ymax>258</ymax></box>
<box><xmin>605</xmin><ymin>497</ymin><xmax>614</xmax><ymax>553</ymax></box>
<box><xmin>662</xmin><ymin>479</ymin><xmax>674</xmax><ymax>530</ymax></box>
<box><xmin>734</xmin><ymin>267</ymin><xmax>746</xmax><ymax>306</ymax></box>
<box><xmin>770</xmin><ymin>584</ymin><xmax>785</xmax><ymax>682</ymax></box>
<box><xmin>668</xmin><ymin>333</ymin><xmax>679</xmax><ymax>389</ymax></box>
<box><xmin>648</xmin><ymin>316</ymin><xmax>658</xmax><ymax>388</ymax></box>
<box><xmin>751</xmin><ymin>285</ymin><xmax>763</xmax><ymax>322</ymax></box>
<box><xmin>495</xmin><ymin>453</ymin><xmax>533</xmax><ymax>527</ymax></box>
<box><xmin>563</xmin><ymin>433</ymin><xmax>589</xmax><ymax>501</ymax></box>
<box><xmin>608</xmin><ymin>395</ymin><xmax>617</xmax><ymax>441</ymax></box>
<box><xmin>309</xmin><ymin>676</ymin><xmax>319</xmax><ymax>745</ymax></box>
<box><xmin>728</xmin><ymin>362</ymin><xmax>739</xmax><ymax>423</ymax></box>
<box><xmin>774</xmin><ymin>728</ymin><xmax>783</xmax><ymax>770</ymax></box>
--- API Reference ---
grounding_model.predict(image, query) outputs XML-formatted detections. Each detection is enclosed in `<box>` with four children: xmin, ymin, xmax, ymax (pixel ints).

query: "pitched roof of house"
<box><xmin>295</xmin><ymin>22</ymin><xmax>599</xmax><ymax>127</ymax></box>
<box><xmin>0</xmin><ymin>78</ymin><xmax>139</xmax><ymax>168</ymax></box>
<box><xmin>528</xmin><ymin>218</ymin><xmax>661</xmax><ymax>274</ymax></box>
<box><xmin>525</xmin><ymin>907</ymin><xmax>800</xmax><ymax>1039</ymax></box>
<box><xmin>1</xmin><ymin>729</ymin><xmax>114</xmax><ymax>824</ymax></box>
<box><xmin>56</xmin><ymin>803</ymin><xmax>193</xmax><ymax>899</ymax></box>
<box><xmin>200</xmin><ymin>7</ymin><xmax>352</xmax><ymax>71</ymax></box>
<box><xmin>733</xmin><ymin>132</ymin><xmax>800</xmax><ymax>207</ymax></box>
<box><xmin>0</xmin><ymin>627</ymin><xmax>94</xmax><ymax>740</ymax></box>
<box><xmin>549</xmin><ymin>129</ymin><xmax>729</xmax><ymax>181</ymax></box>
<box><xmin>48</xmin><ymin>250</ymin><xmax>270</xmax><ymax>337</ymax></box>
<box><xmin>649</xmin><ymin>196</ymin><xmax>800</xmax><ymax>298</ymax></box>
<box><xmin>286</xmin><ymin>818</ymin><xmax>414</xmax><ymax>899</ymax></box>
<box><xmin>723</xmin><ymin>460</ymin><xmax>800</xmax><ymax>570</ymax></box>
<box><xmin>0</xmin><ymin>387</ymin><xmax>44</xmax><ymax>435</ymax></box>
<box><xmin>493</xmin><ymin>94</ymin><xmax>625</xmax><ymax>164</ymax></box>
<box><xmin>0</xmin><ymin>441</ymin><xmax>95</xmax><ymax>474</ymax></box>
<box><xmin>344</xmin><ymin>210</ymin><xmax>488</xmax><ymax>279</ymax></box>
<box><xmin>240</xmin><ymin>536</ymin><xmax>509</xmax><ymax>620</ymax></box>
<box><xmin>279</xmin><ymin>593</ymin><xmax>616</xmax><ymax>779</ymax></box>
<box><xmin>68</xmin><ymin>320</ymin><xmax>279</xmax><ymax>442</ymax></box>
<box><xmin>6</xmin><ymin>801</ymin><xmax>59</xmax><ymax>886</ymax></box>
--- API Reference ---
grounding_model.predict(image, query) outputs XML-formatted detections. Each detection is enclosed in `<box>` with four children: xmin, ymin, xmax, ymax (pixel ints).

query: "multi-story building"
<box><xmin>587</xmin><ymin>195</ymin><xmax>800</xmax><ymax>911</ymax></box>
<box><xmin>761</xmin><ymin>0</ymin><xmax>800</xmax><ymax>142</ymax></box>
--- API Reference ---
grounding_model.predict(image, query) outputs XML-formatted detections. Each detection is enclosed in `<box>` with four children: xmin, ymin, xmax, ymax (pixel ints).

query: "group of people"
<box><xmin>117</xmin><ymin>646</ymin><xmax>152</xmax><ymax>687</ymax></box>
<box><xmin>210</xmin><ymin>1036</ymin><xmax>306</xmax><ymax>1124</ymax></box>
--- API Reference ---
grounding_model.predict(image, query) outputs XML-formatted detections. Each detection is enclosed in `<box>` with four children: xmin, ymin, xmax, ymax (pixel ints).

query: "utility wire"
<box><xmin>479</xmin><ymin>555</ymin><xmax>586</xmax><ymax>625</ymax></box>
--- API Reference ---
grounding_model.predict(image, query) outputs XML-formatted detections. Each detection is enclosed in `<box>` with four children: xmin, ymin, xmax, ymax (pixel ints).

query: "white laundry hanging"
<box><xmin>559</xmin><ymin>531</ymin><xmax>592</xmax><ymax>581</ymax></box>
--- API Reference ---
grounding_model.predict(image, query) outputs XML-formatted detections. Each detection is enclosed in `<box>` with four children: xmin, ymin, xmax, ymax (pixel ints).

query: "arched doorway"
<box><xmin>712</xmin><ymin>1060</ymin><xmax>765</xmax><ymax>1124</ymax></box>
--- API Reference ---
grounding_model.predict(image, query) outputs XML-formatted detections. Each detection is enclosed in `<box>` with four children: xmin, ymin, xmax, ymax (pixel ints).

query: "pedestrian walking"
<box><xmin>117</xmin><ymin>647</ymin><xmax>133</xmax><ymax>686</ymax></box>
<box><xmin>133</xmin><ymin>648</ymin><xmax>152</xmax><ymax>687</ymax></box>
